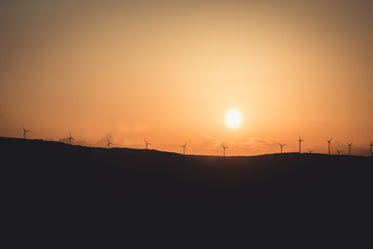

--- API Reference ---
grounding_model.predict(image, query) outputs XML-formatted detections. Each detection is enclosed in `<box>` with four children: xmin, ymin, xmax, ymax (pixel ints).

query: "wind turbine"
<box><xmin>327</xmin><ymin>137</ymin><xmax>332</xmax><ymax>155</ymax></box>
<box><xmin>222</xmin><ymin>144</ymin><xmax>228</xmax><ymax>157</ymax></box>
<box><xmin>347</xmin><ymin>142</ymin><xmax>352</xmax><ymax>156</ymax></box>
<box><xmin>370</xmin><ymin>140</ymin><xmax>372</xmax><ymax>157</ymax></box>
<box><xmin>336</xmin><ymin>149</ymin><xmax>342</xmax><ymax>156</ymax></box>
<box><xmin>279</xmin><ymin>144</ymin><xmax>286</xmax><ymax>154</ymax></box>
<box><xmin>307</xmin><ymin>148</ymin><xmax>314</xmax><ymax>154</ymax></box>
<box><xmin>298</xmin><ymin>136</ymin><xmax>304</xmax><ymax>154</ymax></box>
<box><xmin>22</xmin><ymin>127</ymin><xmax>31</xmax><ymax>139</ymax></box>
<box><xmin>145</xmin><ymin>139</ymin><xmax>151</xmax><ymax>150</ymax></box>
<box><xmin>107</xmin><ymin>137</ymin><xmax>114</xmax><ymax>149</ymax></box>
<box><xmin>181</xmin><ymin>142</ymin><xmax>187</xmax><ymax>155</ymax></box>
<box><xmin>67</xmin><ymin>132</ymin><xmax>75</xmax><ymax>145</ymax></box>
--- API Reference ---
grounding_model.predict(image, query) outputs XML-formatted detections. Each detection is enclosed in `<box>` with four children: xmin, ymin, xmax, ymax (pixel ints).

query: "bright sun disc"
<box><xmin>225</xmin><ymin>109</ymin><xmax>242</xmax><ymax>128</ymax></box>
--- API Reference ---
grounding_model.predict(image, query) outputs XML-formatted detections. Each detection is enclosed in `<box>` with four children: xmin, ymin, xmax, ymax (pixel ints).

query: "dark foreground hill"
<box><xmin>2</xmin><ymin>137</ymin><xmax>373</xmax><ymax>228</ymax></box>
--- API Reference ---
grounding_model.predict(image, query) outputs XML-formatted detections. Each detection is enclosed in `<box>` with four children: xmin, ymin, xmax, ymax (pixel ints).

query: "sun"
<box><xmin>225</xmin><ymin>109</ymin><xmax>242</xmax><ymax>129</ymax></box>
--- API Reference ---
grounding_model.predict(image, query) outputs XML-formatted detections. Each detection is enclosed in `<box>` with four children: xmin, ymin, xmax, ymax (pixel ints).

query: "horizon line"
<box><xmin>1</xmin><ymin>136</ymin><xmax>371</xmax><ymax>159</ymax></box>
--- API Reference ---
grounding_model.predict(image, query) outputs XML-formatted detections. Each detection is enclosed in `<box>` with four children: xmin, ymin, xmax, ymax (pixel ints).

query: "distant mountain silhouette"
<box><xmin>2</xmin><ymin>136</ymin><xmax>372</xmax><ymax>229</ymax></box>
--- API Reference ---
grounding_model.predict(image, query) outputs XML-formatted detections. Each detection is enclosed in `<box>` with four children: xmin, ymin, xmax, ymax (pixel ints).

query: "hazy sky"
<box><xmin>1</xmin><ymin>0</ymin><xmax>372</xmax><ymax>155</ymax></box>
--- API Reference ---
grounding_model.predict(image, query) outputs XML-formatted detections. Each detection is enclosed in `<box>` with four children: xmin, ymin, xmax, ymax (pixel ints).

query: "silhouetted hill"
<box><xmin>2</xmin><ymin>137</ymin><xmax>372</xmax><ymax>229</ymax></box>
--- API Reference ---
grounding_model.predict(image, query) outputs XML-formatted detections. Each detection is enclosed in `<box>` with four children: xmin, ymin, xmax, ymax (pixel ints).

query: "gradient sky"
<box><xmin>1</xmin><ymin>0</ymin><xmax>372</xmax><ymax>155</ymax></box>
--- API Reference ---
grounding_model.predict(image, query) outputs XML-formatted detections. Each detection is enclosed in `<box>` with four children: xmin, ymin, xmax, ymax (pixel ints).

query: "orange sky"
<box><xmin>1</xmin><ymin>1</ymin><xmax>372</xmax><ymax>156</ymax></box>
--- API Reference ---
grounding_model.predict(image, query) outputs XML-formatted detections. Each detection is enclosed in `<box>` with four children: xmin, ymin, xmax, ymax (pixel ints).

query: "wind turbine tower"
<box><xmin>145</xmin><ymin>139</ymin><xmax>151</xmax><ymax>150</ymax></box>
<box><xmin>327</xmin><ymin>137</ymin><xmax>332</xmax><ymax>155</ymax></box>
<box><xmin>22</xmin><ymin>127</ymin><xmax>31</xmax><ymax>139</ymax></box>
<box><xmin>222</xmin><ymin>144</ymin><xmax>228</xmax><ymax>157</ymax></box>
<box><xmin>68</xmin><ymin>132</ymin><xmax>75</xmax><ymax>145</ymax></box>
<box><xmin>370</xmin><ymin>140</ymin><xmax>372</xmax><ymax>158</ymax></box>
<box><xmin>336</xmin><ymin>149</ymin><xmax>342</xmax><ymax>156</ymax></box>
<box><xmin>347</xmin><ymin>143</ymin><xmax>352</xmax><ymax>156</ymax></box>
<box><xmin>307</xmin><ymin>148</ymin><xmax>314</xmax><ymax>154</ymax></box>
<box><xmin>298</xmin><ymin>136</ymin><xmax>304</xmax><ymax>154</ymax></box>
<box><xmin>181</xmin><ymin>143</ymin><xmax>187</xmax><ymax>155</ymax></box>
<box><xmin>279</xmin><ymin>144</ymin><xmax>286</xmax><ymax>154</ymax></box>
<box><xmin>107</xmin><ymin>137</ymin><xmax>114</xmax><ymax>149</ymax></box>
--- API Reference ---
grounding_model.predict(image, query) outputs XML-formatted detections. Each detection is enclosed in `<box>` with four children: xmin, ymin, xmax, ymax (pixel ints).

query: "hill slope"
<box><xmin>1</xmin><ymin>137</ymin><xmax>372</xmax><ymax>227</ymax></box>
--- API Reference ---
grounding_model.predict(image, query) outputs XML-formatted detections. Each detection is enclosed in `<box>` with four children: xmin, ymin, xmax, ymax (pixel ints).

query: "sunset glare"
<box><xmin>3</xmin><ymin>0</ymin><xmax>373</xmax><ymax>230</ymax></box>
<box><xmin>1</xmin><ymin>0</ymin><xmax>372</xmax><ymax>156</ymax></box>
<box><xmin>226</xmin><ymin>109</ymin><xmax>242</xmax><ymax>129</ymax></box>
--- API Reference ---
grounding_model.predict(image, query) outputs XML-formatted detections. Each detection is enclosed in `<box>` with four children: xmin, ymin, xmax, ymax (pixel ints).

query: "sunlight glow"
<box><xmin>225</xmin><ymin>109</ymin><xmax>242</xmax><ymax>129</ymax></box>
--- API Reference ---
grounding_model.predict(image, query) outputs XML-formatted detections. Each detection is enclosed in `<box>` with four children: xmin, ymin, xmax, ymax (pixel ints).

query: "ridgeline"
<box><xmin>1</xmin><ymin>137</ymin><xmax>372</xmax><ymax>227</ymax></box>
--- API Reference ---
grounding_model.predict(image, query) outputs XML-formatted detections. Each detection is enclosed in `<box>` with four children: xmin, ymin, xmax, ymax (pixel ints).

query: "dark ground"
<box><xmin>2</xmin><ymin>137</ymin><xmax>373</xmax><ymax>229</ymax></box>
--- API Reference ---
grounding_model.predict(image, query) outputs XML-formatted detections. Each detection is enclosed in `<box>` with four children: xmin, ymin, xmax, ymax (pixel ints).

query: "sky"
<box><xmin>1</xmin><ymin>0</ymin><xmax>372</xmax><ymax>156</ymax></box>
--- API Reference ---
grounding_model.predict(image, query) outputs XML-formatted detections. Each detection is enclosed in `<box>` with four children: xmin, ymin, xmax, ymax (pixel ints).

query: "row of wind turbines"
<box><xmin>281</xmin><ymin>136</ymin><xmax>368</xmax><ymax>157</ymax></box>
<box><xmin>22</xmin><ymin>127</ymin><xmax>188</xmax><ymax>154</ymax></box>
<box><xmin>220</xmin><ymin>136</ymin><xmax>371</xmax><ymax>157</ymax></box>
<box><xmin>21</xmin><ymin>127</ymin><xmax>372</xmax><ymax>157</ymax></box>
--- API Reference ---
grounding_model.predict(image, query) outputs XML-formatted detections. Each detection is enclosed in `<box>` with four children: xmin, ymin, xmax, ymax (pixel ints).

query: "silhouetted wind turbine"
<box><xmin>370</xmin><ymin>140</ymin><xmax>372</xmax><ymax>158</ymax></box>
<box><xmin>347</xmin><ymin>142</ymin><xmax>352</xmax><ymax>156</ymax></box>
<box><xmin>107</xmin><ymin>137</ymin><xmax>114</xmax><ymax>149</ymax></box>
<box><xmin>279</xmin><ymin>144</ymin><xmax>286</xmax><ymax>154</ymax></box>
<box><xmin>67</xmin><ymin>132</ymin><xmax>75</xmax><ymax>145</ymax></box>
<box><xmin>181</xmin><ymin>142</ymin><xmax>187</xmax><ymax>155</ymax></box>
<box><xmin>298</xmin><ymin>136</ymin><xmax>304</xmax><ymax>154</ymax></box>
<box><xmin>222</xmin><ymin>144</ymin><xmax>228</xmax><ymax>157</ymax></box>
<box><xmin>145</xmin><ymin>139</ymin><xmax>151</xmax><ymax>150</ymax></box>
<box><xmin>22</xmin><ymin>127</ymin><xmax>30</xmax><ymax>139</ymax></box>
<box><xmin>327</xmin><ymin>137</ymin><xmax>332</xmax><ymax>155</ymax></box>
<box><xmin>336</xmin><ymin>149</ymin><xmax>342</xmax><ymax>156</ymax></box>
<box><xmin>307</xmin><ymin>148</ymin><xmax>314</xmax><ymax>154</ymax></box>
